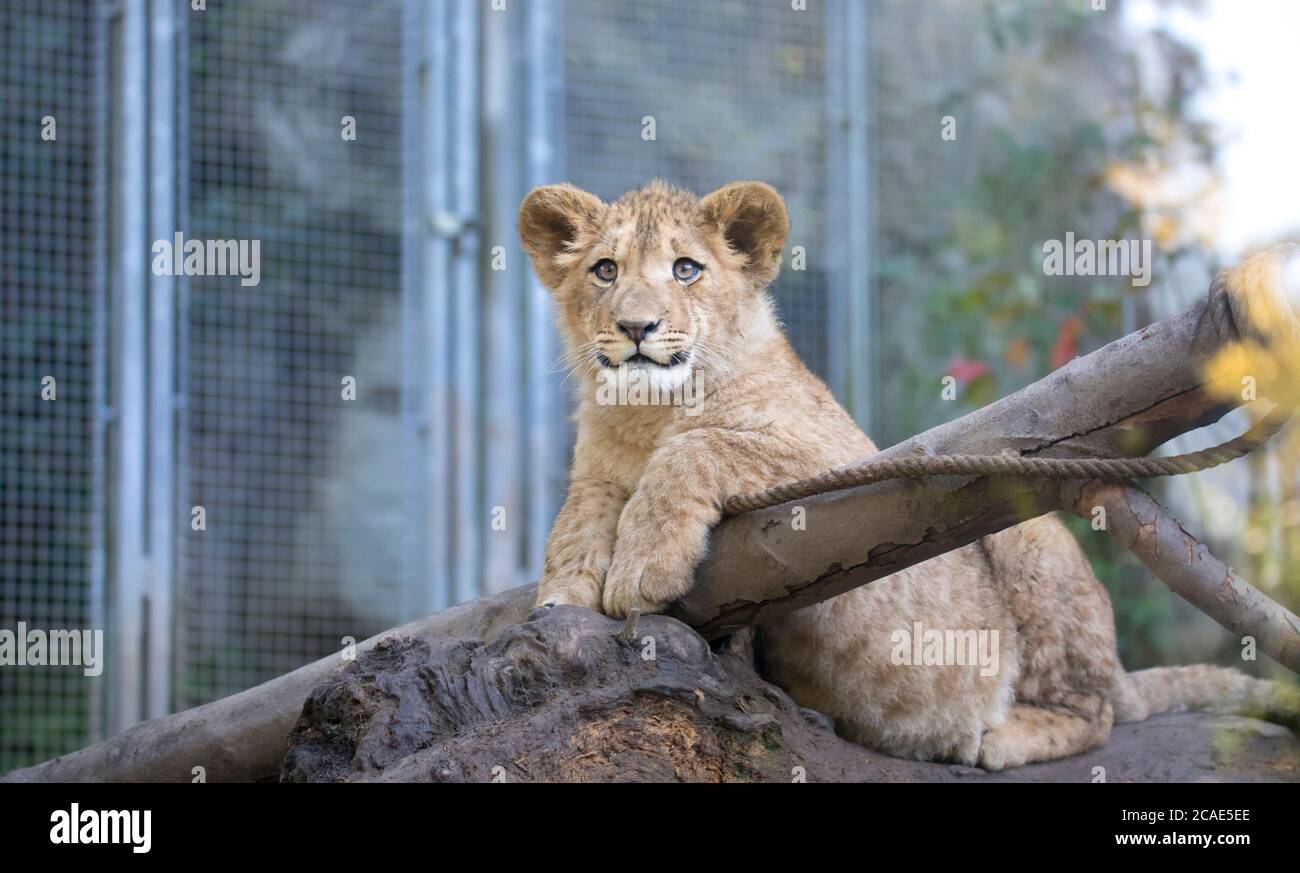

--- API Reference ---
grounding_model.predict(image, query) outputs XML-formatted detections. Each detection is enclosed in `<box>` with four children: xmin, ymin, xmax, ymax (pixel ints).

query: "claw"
<box><xmin>618</xmin><ymin>608</ymin><xmax>641</xmax><ymax>642</ymax></box>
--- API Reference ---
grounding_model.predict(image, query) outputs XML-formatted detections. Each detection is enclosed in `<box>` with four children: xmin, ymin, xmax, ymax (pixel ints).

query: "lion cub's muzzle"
<box><xmin>598</xmin><ymin>318</ymin><xmax>692</xmax><ymax>369</ymax></box>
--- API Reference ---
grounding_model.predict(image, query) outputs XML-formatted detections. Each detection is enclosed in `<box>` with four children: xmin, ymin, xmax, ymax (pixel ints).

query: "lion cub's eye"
<box><xmin>591</xmin><ymin>259</ymin><xmax>618</xmax><ymax>283</ymax></box>
<box><xmin>673</xmin><ymin>257</ymin><xmax>702</xmax><ymax>283</ymax></box>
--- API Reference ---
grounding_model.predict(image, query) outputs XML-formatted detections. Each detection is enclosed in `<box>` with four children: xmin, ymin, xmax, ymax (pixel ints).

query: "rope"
<box><xmin>722</xmin><ymin>410</ymin><xmax>1292</xmax><ymax>516</ymax></box>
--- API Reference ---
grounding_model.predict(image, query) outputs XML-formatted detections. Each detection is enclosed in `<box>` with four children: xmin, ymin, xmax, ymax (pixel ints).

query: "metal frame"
<box><xmin>449</xmin><ymin>1</ymin><xmax>483</xmax><ymax>605</ymax></box>
<box><xmin>406</xmin><ymin>0</ymin><xmax>567</xmax><ymax>605</ymax></box>
<box><xmin>106</xmin><ymin>0</ymin><xmax>178</xmax><ymax>734</ymax></box>
<box><xmin>89</xmin><ymin>0</ymin><xmax>862</xmax><ymax>737</ymax></box>
<box><xmin>106</xmin><ymin>0</ymin><xmax>148</xmax><ymax>735</ymax></box>
<box><xmin>481</xmin><ymin>3</ymin><xmax>525</xmax><ymax>595</ymax></box>
<box><xmin>825</xmin><ymin>0</ymin><xmax>876</xmax><ymax>432</ymax></box>
<box><xmin>145</xmin><ymin>0</ymin><xmax>179</xmax><ymax>726</ymax></box>
<box><xmin>523</xmin><ymin>0</ymin><xmax>568</xmax><ymax>588</ymax></box>
<box><xmin>406</xmin><ymin>0</ymin><xmax>484</xmax><ymax>609</ymax></box>
<box><xmin>481</xmin><ymin>0</ymin><xmax>568</xmax><ymax>594</ymax></box>
<box><xmin>88</xmin><ymin>0</ymin><xmax>114</xmax><ymax>749</ymax></box>
<box><xmin>401</xmin><ymin>0</ymin><xmax>433</xmax><ymax>616</ymax></box>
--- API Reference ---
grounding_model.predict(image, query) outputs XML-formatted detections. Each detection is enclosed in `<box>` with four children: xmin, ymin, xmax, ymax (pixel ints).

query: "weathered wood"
<box><xmin>283</xmin><ymin>606</ymin><xmax>1300</xmax><ymax>782</ymax></box>
<box><xmin>1077</xmin><ymin>482</ymin><xmax>1300</xmax><ymax>672</ymax></box>
<box><xmin>0</xmin><ymin>586</ymin><xmax>536</xmax><ymax>783</ymax></box>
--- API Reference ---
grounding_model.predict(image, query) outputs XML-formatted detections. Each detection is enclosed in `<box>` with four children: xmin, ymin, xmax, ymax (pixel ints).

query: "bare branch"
<box><xmin>1075</xmin><ymin>482</ymin><xmax>1300</xmax><ymax>673</ymax></box>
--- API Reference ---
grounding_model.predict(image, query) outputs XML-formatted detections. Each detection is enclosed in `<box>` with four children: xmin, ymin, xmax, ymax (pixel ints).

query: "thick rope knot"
<box><xmin>722</xmin><ymin>410</ymin><xmax>1292</xmax><ymax>517</ymax></box>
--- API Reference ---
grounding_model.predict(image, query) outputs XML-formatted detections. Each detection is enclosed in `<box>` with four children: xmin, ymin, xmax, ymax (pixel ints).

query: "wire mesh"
<box><xmin>0</xmin><ymin>0</ymin><xmax>107</xmax><ymax>770</ymax></box>
<box><xmin>563</xmin><ymin>0</ymin><xmax>833</xmax><ymax>377</ymax></box>
<box><xmin>176</xmin><ymin>0</ymin><xmax>415</xmax><ymax>708</ymax></box>
<box><xmin>0</xmin><ymin>0</ymin><xmax>856</xmax><ymax>768</ymax></box>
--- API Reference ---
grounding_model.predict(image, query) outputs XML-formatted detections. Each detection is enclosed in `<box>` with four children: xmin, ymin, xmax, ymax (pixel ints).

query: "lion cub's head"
<box><xmin>519</xmin><ymin>180</ymin><xmax>788</xmax><ymax>395</ymax></box>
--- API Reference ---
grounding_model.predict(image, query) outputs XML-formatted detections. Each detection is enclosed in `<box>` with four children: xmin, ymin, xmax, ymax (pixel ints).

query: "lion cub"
<box><xmin>519</xmin><ymin>179</ymin><xmax>1286</xmax><ymax>770</ymax></box>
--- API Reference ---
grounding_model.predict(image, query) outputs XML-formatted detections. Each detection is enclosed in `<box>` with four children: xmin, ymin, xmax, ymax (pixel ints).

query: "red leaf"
<box><xmin>1049</xmin><ymin>316</ymin><xmax>1084</xmax><ymax>370</ymax></box>
<box><xmin>946</xmin><ymin>356</ymin><xmax>991</xmax><ymax>384</ymax></box>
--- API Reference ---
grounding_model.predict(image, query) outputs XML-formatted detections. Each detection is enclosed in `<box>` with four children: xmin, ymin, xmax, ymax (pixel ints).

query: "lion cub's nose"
<box><xmin>616</xmin><ymin>319</ymin><xmax>661</xmax><ymax>345</ymax></box>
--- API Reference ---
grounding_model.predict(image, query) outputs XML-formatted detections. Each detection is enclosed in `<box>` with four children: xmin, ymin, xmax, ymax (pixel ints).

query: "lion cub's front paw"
<box><xmin>601</xmin><ymin>568</ymin><xmax>665</xmax><ymax>618</ymax></box>
<box><xmin>536</xmin><ymin>575</ymin><xmax>604</xmax><ymax>611</ymax></box>
<box><xmin>601</xmin><ymin>547</ymin><xmax>693</xmax><ymax>618</ymax></box>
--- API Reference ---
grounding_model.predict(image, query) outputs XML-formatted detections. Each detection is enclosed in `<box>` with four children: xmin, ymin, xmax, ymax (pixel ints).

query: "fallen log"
<box><xmin>5</xmin><ymin>246</ymin><xmax>1297</xmax><ymax>783</ymax></box>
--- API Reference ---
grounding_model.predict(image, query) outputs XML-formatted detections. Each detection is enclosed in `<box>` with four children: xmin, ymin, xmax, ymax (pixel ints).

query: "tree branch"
<box><xmin>675</xmin><ymin>266</ymin><xmax>1277</xmax><ymax>636</ymax></box>
<box><xmin>1075</xmin><ymin>482</ymin><xmax>1300</xmax><ymax>672</ymax></box>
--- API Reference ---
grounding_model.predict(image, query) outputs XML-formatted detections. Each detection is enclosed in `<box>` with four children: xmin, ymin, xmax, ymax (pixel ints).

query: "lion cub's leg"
<box><xmin>601</xmin><ymin>427</ymin><xmax>769</xmax><ymax>617</ymax></box>
<box><xmin>982</xmin><ymin>516</ymin><xmax>1140</xmax><ymax>717</ymax></box>
<box><xmin>976</xmin><ymin>515</ymin><xmax>1129</xmax><ymax>769</ymax></box>
<box><xmin>977</xmin><ymin>694</ymin><xmax>1113</xmax><ymax>771</ymax></box>
<box><xmin>760</xmin><ymin>546</ymin><xmax>1022</xmax><ymax>767</ymax></box>
<box><xmin>537</xmin><ymin>478</ymin><xmax>627</xmax><ymax>610</ymax></box>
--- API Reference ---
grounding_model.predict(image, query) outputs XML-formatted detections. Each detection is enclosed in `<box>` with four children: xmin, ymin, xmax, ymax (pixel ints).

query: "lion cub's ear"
<box><xmin>518</xmin><ymin>184</ymin><xmax>606</xmax><ymax>290</ymax></box>
<box><xmin>696</xmin><ymin>181</ymin><xmax>789</xmax><ymax>287</ymax></box>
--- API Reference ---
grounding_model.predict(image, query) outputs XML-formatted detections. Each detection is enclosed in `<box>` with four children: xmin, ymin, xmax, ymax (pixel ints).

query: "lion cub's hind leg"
<box><xmin>977</xmin><ymin>693</ymin><xmax>1113</xmax><ymax>771</ymax></box>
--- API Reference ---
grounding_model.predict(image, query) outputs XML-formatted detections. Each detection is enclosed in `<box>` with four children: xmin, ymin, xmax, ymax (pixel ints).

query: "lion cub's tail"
<box><xmin>1112</xmin><ymin>665</ymin><xmax>1300</xmax><ymax>730</ymax></box>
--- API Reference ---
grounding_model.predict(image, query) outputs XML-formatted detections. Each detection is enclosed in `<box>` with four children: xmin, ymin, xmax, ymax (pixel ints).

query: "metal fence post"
<box><xmin>523</xmin><ymin>0</ymin><xmax>568</xmax><ymax>589</ymax></box>
<box><xmin>826</xmin><ymin>0</ymin><xmax>876</xmax><ymax>432</ymax></box>
<box><xmin>412</xmin><ymin>0</ymin><xmax>483</xmax><ymax>608</ymax></box>
<box><xmin>402</xmin><ymin>0</ymin><xmax>438</xmax><ymax>616</ymax></box>
<box><xmin>107</xmin><ymin>0</ymin><xmax>177</xmax><ymax>734</ymax></box>
<box><xmin>145</xmin><ymin>0</ymin><xmax>178</xmax><ymax>724</ymax></box>
<box><xmin>107</xmin><ymin>0</ymin><xmax>149</xmax><ymax>735</ymax></box>
<box><xmin>481</xmin><ymin>3</ymin><xmax>524</xmax><ymax>595</ymax></box>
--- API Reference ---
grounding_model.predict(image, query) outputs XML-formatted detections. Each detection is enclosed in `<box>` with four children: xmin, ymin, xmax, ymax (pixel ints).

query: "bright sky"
<box><xmin>1126</xmin><ymin>0</ymin><xmax>1300</xmax><ymax>258</ymax></box>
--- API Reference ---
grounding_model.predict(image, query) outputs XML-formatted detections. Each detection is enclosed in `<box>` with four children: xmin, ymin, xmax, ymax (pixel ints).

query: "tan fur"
<box><xmin>519</xmin><ymin>179</ymin><xmax>1296</xmax><ymax>770</ymax></box>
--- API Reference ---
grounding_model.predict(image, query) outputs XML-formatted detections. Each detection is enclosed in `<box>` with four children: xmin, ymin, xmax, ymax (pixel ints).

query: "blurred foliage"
<box><xmin>1202</xmin><ymin>251</ymin><xmax>1300</xmax><ymax>639</ymax></box>
<box><xmin>872</xmin><ymin>0</ymin><xmax>1240</xmax><ymax>668</ymax></box>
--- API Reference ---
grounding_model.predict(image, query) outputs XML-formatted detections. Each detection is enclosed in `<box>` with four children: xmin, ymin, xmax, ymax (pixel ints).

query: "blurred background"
<box><xmin>2</xmin><ymin>0</ymin><xmax>1297</xmax><ymax>772</ymax></box>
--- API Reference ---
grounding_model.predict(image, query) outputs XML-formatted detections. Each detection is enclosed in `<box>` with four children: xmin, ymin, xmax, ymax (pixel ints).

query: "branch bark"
<box><xmin>675</xmin><ymin>268</ymin><xmax>1274</xmax><ymax>636</ymax></box>
<box><xmin>1</xmin><ymin>586</ymin><xmax>536</xmax><ymax>783</ymax></box>
<box><xmin>4</xmin><ymin>249</ymin><xmax>1297</xmax><ymax>782</ymax></box>
<box><xmin>1076</xmin><ymin>482</ymin><xmax>1300</xmax><ymax>672</ymax></box>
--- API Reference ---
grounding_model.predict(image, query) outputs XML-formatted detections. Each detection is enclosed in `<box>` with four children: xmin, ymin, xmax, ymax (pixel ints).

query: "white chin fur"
<box><xmin>591</xmin><ymin>358</ymin><xmax>699</xmax><ymax>411</ymax></box>
<box><xmin>624</xmin><ymin>361</ymin><xmax>692</xmax><ymax>395</ymax></box>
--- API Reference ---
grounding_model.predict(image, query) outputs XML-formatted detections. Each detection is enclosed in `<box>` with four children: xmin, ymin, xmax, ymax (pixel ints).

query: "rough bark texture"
<box><xmin>280</xmin><ymin>606</ymin><xmax>1300</xmax><ymax>783</ymax></box>
<box><xmin>677</xmin><ymin>282</ymin><xmax>1254</xmax><ymax>637</ymax></box>
<box><xmin>1078</xmin><ymin>483</ymin><xmax>1300</xmax><ymax>672</ymax></box>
